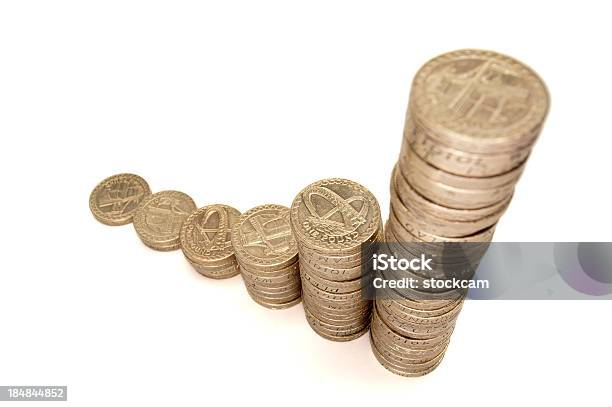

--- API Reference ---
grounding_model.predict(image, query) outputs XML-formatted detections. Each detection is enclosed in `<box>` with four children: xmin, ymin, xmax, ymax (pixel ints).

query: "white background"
<box><xmin>1</xmin><ymin>1</ymin><xmax>610</xmax><ymax>406</ymax></box>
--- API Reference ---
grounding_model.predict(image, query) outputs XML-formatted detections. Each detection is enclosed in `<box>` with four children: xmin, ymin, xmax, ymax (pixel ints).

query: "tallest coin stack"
<box><xmin>378</xmin><ymin>49</ymin><xmax>550</xmax><ymax>376</ymax></box>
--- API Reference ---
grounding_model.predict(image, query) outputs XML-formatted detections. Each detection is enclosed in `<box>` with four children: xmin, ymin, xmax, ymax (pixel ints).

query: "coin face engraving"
<box><xmin>231</xmin><ymin>204</ymin><xmax>298</xmax><ymax>267</ymax></box>
<box><xmin>144</xmin><ymin>197</ymin><xmax>191</xmax><ymax>235</ymax></box>
<box><xmin>428</xmin><ymin>59</ymin><xmax>530</xmax><ymax>127</ymax></box>
<box><xmin>410</xmin><ymin>49</ymin><xmax>549</xmax><ymax>142</ymax></box>
<box><xmin>291</xmin><ymin>179</ymin><xmax>381</xmax><ymax>251</ymax></box>
<box><xmin>181</xmin><ymin>204</ymin><xmax>241</xmax><ymax>262</ymax></box>
<box><xmin>243</xmin><ymin>212</ymin><xmax>293</xmax><ymax>256</ymax></box>
<box><xmin>89</xmin><ymin>173</ymin><xmax>151</xmax><ymax>226</ymax></box>
<box><xmin>133</xmin><ymin>190</ymin><xmax>196</xmax><ymax>250</ymax></box>
<box><xmin>302</xmin><ymin>186</ymin><xmax>368</xmax><ymax>243</ymax></box>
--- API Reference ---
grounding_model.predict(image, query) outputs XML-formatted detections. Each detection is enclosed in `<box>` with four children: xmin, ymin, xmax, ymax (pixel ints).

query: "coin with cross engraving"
<box><xmin>409</xmin><ymin>49</ymin><xmax>549</xmax><ymax>154</ymax></box>
<box><xmin>231</xmin><ymin>204</ymin><xmax>299</xmax><ymax>270</ymax></box>
<box><xmin>89</xmin><ymin>173</ymin><xmax>151</xmax><ymax>226</ymax></box>
<box><xmin>133</xmin><ymin>190</ymin><xmax>197</xmax><ymax>251</ymax></box>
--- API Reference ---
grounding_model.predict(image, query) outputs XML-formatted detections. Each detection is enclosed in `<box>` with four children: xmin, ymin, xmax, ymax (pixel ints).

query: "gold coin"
<box><xmin>239</xmin><ymin>258</ymin><xmax>300</xmax><ymax>279</ymax></box>
<box><xmin>391</xmin><ymin>165</ymin><xmax>510</xmax><ymax>223</ymax></box>
<box><xmin>399</xmin><ymin>141</ymin><xmax>526</xmax><ymax>191</ymax></box>
<box><xmin>187</xmin><ymin>259</ymin><xmax>240</xmax><ymax>279</ymax></box>
<box><xmin>403</xmin><ymin>116</ymin><xmax>532</xmax><ymax>177</ymax></box>
<box><xmin>400</xmin><ymin>163</ymin><xmax>514</xmax><ymax>210</ymax></box>
<box><xmin>231</xmin><ymin>204</ymin><xmax>299</xmax><ymax>269</ymax></box>
<box><xmin>298</xmin><ymin>255</ymin><xmax>363</xmax><ymax>282</ymax></box>
<box><xmin>371</xmin><ymin>306</ymin><xmax>453</xmax><ymax>350</ymax></box>
<box><xmin>390</xmin><ymin>186</ymin><xmax>500</xmax><ymax>238</ymax></box>
<box><xmin>133</xmin><ymin>190</ymin><xmax>197</xmax><ymax>251</ymax></box>
<box><xmin>89</xmin><ymin>173</ymin><xmax>151</xmax><ymax>226</ymax></box>
<box><xmin>180</xmin><ymin>204</ymin><xmax>241</xmax><ymax>272</ymax></box>
<box><xmin>409</xmin><ymin>49</ymin><xmax>549</xmax><ymax>154</ymax></box>
<box><xmin>290</xmin><ymin>178</ymin><xmax>381</xmax><ymax>255</ymax></box>
<box><xmin>246</xmin><ymin>291</ymin><xmax>302</xmax><ymax>310</ymax></box>
<box><xmin>389</xmin><ymin>206</ymin><xmax>495</xmax><ymax>243</ymax></box>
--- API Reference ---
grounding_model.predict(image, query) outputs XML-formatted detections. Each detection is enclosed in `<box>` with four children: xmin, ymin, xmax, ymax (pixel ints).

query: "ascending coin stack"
<box><xmin>179</xmin><ymin>204</ymin><xmax>242</xmax><ymax>279</ymax></box>
<box><xmin>231</xmin><ymin>204</ymin><xmax>302</xmax><ymax>309</ymax></box>
<box><xmin>378</xmin><ymin>49</ymin><xmax>550</xmax><ymax>376</ymax></box>
<box><xmin>290</xmin><ymin>179</ymin><xmax>382</xmax><ymax>341</ymax></box>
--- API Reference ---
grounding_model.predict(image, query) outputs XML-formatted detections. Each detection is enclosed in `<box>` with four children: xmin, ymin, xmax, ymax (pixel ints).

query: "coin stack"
<box><xmin>231</xmin><ymin>204</ymin><xmax>301</xmax><ymax>309</ymax></box>
<box><xmin>179</xmin><ymin>204</ymin><xmax>241</xmax><ymax>279</ymax></box>
<box><xmin>379</xmin><ymin>49</ymin><xmax>550</xmax><ymax>376</ymax></box>
<box><xmin>290</xmin><ymin>178</ymin><xmax>382</xmax><ymax>341</ymax></box>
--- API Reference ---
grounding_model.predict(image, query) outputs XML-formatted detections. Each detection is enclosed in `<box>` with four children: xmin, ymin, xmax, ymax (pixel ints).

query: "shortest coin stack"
<box><xmin>89</xmin><ymin>173</ymin><xmax>151</xmax><ymax>226</ymax></box>
<box><xmin>290</xmin><ymin>178</ymin><xmax>382</xmax><ymax>341</ymax></box>
<box><xmin>231</xmin><ymin>204</ymin><xmax>301</xmax><ymax>309</ymax></box>
<box><xmin>180</xmin><ymin>204</ymin><xmax>241</xmax><ymax>279</ymax></box>
<box><xmin>133</xmin><ymin>190</ymin><xmax>197</xmax><ymax>251</ymax></box>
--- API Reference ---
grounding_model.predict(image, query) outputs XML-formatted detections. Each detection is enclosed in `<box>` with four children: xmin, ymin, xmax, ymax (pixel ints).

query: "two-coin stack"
<box><xmin>378</xmin><ymin>49</ymin><xmax>550</xmax><ymax>376</ymax></box>
<box><xmin>180</xmin><ymin>204</ymin><xmax>242</xmax><ymax>279</ymax></box>
<box><xmin>290</xmin><ymin>179</ymin><xmax>382</xmax><ymax>341</ymax></box>
<box><xmin>231</xmin><ymin>204</ymin><xmax>302</xmax><ymax>309</ymax></box>
<box><xmin>133</xmin><ymin>191</ymin><xmax>197</xmax><ymax>251</ymax></box>
<box><xmin>90</xmin><ymin>175</ymin><xmax>197</xmax><ymax>252</ymax></box>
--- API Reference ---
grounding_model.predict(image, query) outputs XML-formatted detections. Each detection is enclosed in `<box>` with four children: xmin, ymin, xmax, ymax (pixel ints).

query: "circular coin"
<box><xmin>89</xmin><ymin>173</ymin><xmax>151</xmax><ymax>226</ymax></box>
<box><xmin>133</xmin><ymin>191</ymin><xmax>197</xmax><ymax>251</ymax></box>
<box><xmin>409</xmin><ymin>49</ymin><xmax>549</xmax><ymax>154</ymax></box>
<box><xmin>231</xmin><ymin>204</ymin><xmax>298</xmax><ymax>269</ymax></box>
<box><xmin>180</xmin><ymin>204</ymin><xmax>241</xmax><ymax>268</ymax></box>
<box><xmin>291</xmin><ymin>178</ymin><xmax>381</xmax><ymax>255</ymax></box>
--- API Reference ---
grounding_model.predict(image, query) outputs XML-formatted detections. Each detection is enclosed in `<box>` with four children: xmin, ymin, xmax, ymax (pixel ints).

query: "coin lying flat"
<box><xmin>290</xmin><ymin>178</ymin><xmax>381</xmax><ymax>255</ymax></box>
<box><xmin>232</xmin><ymin>204</ymin><xmax>299</xmax><ymax>270</ymax></box>
<box><xmin>409</xmin><ymin>49</ymin><xmax>549</xmax><ymax>155</ymax></box>
<box><xmin>180</xmin><ymin>204</ymin><xmax>241</xmax><ymax>279</ymax></box>
<box><xmin>89</xmin><ymin>173</ymin><xmax>151</xmax><ymax>226</ymax></box>
<box><xmin>133</xmin><ymin>190</ymin><xmax>197</xmax><ymax>251</ymax></box>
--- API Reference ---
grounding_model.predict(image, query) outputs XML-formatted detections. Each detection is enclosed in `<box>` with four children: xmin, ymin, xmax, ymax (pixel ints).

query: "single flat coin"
<box><xmin>133</xmin><ymin>190</ymin><xmax>197</xmax><ymax>251</ymax></box>
<box><xmin>180</xmin><ymin>204</ymin><xmax>241</xmax><ymax>269</ymax></box>
<box><xmin>231</xmin><ymin>204</ymin><xmax>299</xmax><ymax>269</ymax></box>
<box><xmin>409</xmin><ymin>49</ymin><xmax>549</xmax><ymax>154</ymax></box>
<box><xmin>89</xmin><ymin>173</ymin><xmax>151</xmax><ymax>226</ymax></box>
<box><xmin>291</xmin><ymin>178</ymin><xmax>381</xmax><ymax>255</ymax></box>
